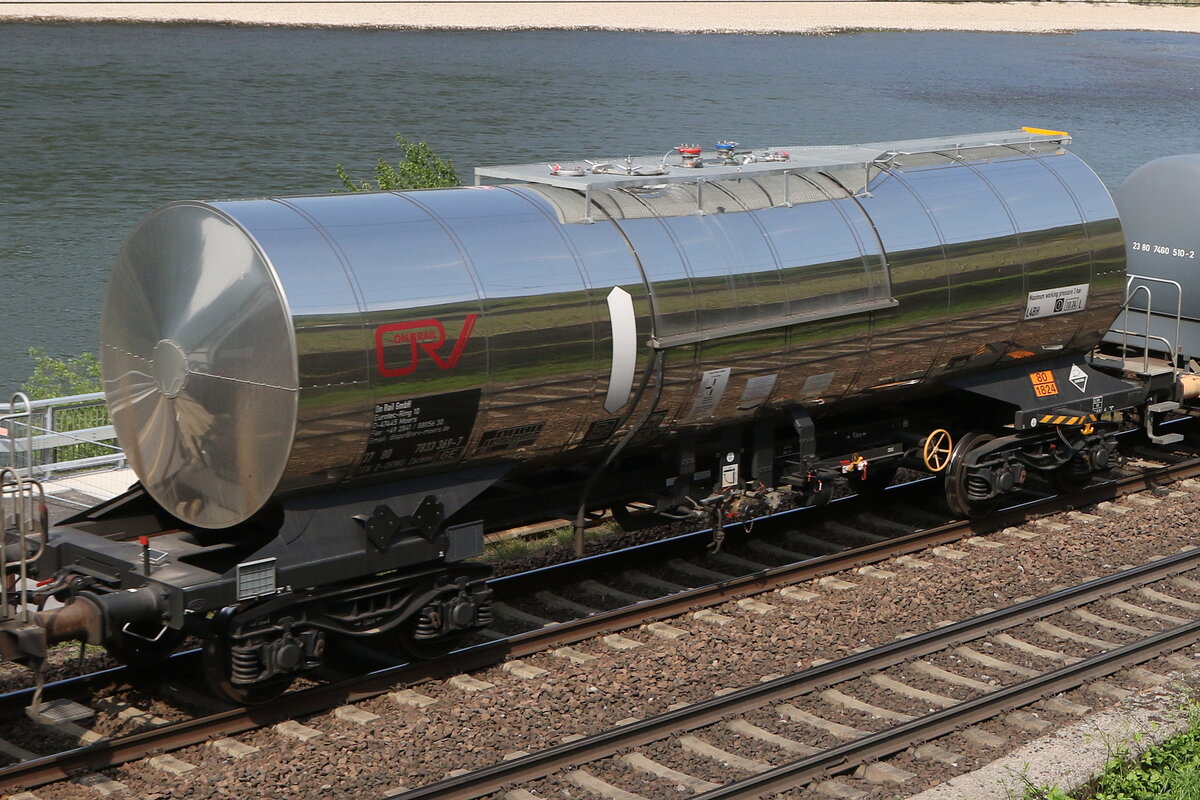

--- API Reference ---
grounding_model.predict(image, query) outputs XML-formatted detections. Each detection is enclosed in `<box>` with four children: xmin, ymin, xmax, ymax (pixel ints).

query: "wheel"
<box><xmin>846</xmin><ymin>464</ymin><xmax>897</xmax><ymax>496</ymax></box>
<box><xmin>1053</xmin><ymin>457</ymin><xmax>1093</xmax><ymax>492</ymax></box>
<box><xmin>104</xmin><ymin>621</ymin><xmax>185</xmax><ymax>668</ymax></box>
<box><xmin>800</xmin><ymin>479</ymin><xmax>833</xmax><ymax>508</ymax></box>
<box><xmin>611</xmin><ymin>502</ymin><xmax>646</xmax><ymax>530</ymax></box>
<box><xmin>922</xmin><ymin>429</ymin><xmax>954</xmax><ymax>473</ymax></box>
<box><xmin>202</xmin><ymin>606</ymin><xmax>294</xmax><ymax>706</ymax></box>
<box><xmin>395</xmin><ymin>616</ymin><xmax>469</xmax><ymax>661</ymax></box>
<box><xmin>944</xmin><ymin>432</ymin><xmax>998</xmax><ymax>519</ymax></box>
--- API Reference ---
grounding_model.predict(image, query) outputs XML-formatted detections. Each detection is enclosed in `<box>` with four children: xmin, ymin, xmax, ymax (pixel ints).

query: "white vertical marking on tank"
<box><xmin>605</xmin><ymin>286</ymin><xmax>637</xmax><ymax>413</ymax></box>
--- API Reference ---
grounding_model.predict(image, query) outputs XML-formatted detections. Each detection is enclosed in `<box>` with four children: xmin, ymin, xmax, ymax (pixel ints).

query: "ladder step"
<box><xmin>1148</xmin><ymin>401</ymin><xmax>1180</xmax><ymax>413</ymax></box>
<box><xmin>1150</xmin><ymin>433</ymin><xmax>1184</xmax><ymax>445</ymax></box>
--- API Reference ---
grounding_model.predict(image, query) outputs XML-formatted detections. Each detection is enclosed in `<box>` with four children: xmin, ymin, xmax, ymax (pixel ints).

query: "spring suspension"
<box><xmin>966</xmin><ymin>474</ymin><xmax>992</xmax><ymax>501</ymax></box>
<box><xmin>230</xmin><ymin>644</ymin><xmax>262</xmax><ymax>685</ymax></box>
<box><xmin>413</xmin><ymin>605</ymin><xmax>441</xmax><ymax>639</ymax></box>
<box><xmin>475</xmin><ymin>601</ymin><xmax>493</xmax><ymax>628</ymax></box>
<box><xmin>1064</xmin><ymin>456</ymin><xmax>1091</xmax><ymax>478</ymax></box>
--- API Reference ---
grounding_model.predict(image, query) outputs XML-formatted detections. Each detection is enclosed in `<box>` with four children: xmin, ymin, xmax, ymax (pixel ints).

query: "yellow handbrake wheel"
<box><xmin>922</xmin><ymin>429</ymin><xmax>953</xmax><ymax>473</ymax></box>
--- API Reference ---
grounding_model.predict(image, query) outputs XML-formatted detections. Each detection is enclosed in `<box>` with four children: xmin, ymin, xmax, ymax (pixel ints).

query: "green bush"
<box><xmin>1025</xmin><ymin>706</ymin><xmax>1200</xmax><ymax>799</ymax></box>
<box><xmin>335</xmin><ymin>134</ymin><xmax>460</xmax><ymax>192</ymax></box>
<box><xmin>1086</xmin><ymin>724</ymin><xmax>1200</xmax><ymax>800</ymax></box>
<box><xmin>17</xmin><ymin>349</ymin><xmax>112</xmax><ymax>465</ymax></box>
<box><xmin>20</xmin><ymin>348</ymin><xmax>102</xmax><ymax>400</ymax></box>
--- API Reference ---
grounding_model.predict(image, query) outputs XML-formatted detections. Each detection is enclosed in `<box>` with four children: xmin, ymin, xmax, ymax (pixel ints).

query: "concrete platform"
<box><xmin>40</xmin><ymin>467</ymin><xmax>136</xmax><ymax>525</ymax></box>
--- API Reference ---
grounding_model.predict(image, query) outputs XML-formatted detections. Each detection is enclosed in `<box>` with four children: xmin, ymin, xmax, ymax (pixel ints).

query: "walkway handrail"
<box><xmin>1</xmin><ymin>467</ymin><xmax>47</xmax><ymax>625</ymax></box>
<box><xmin>1110</xmin><ymin>273</ymin><xmax>1184</xmax><ymax>379</ymax></box>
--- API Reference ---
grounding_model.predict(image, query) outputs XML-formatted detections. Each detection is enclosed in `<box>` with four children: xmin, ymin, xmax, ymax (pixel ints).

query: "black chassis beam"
<box><xmin>41</xmin><ymin>527</ymin><xmax>452</xmax><ymax>632</ymax></box>
<box><xmin>35</xmin><ymin>465</ymin><xmax>513</xmax><ymax>630</ymax></box>
<box><xmin>223</xmin><ymin>559</ymin><xmax>491</xmax><ymax>640</ymax></box>
<box><xmin>968</xmin><ymin>423</ymin><xmax>1114</xmax><ymax>472</ymax></box>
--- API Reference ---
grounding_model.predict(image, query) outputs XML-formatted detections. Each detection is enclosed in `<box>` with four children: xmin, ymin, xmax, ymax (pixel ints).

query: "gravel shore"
<box><xmin>2</xmin><ymin>1</ymin><xmax>1199</xmax><ymax>34</ymax></box>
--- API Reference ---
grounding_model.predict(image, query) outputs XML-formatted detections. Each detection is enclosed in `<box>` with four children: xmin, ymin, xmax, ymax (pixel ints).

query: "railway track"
<box><xmin>0</xmin><ymin>481</ymin><xmax>949</xmax><ymax>729</ymax></box>
<box><xmin>0</xmin><ymin>476</ymin><xmax>956</xmax><ymax>727</ymax></box>
<box><xmin>2</xmin><ymin>435</ymin><xmax>1199</xmax><ymax>795</ymax></box>
<box><xmin>391</xmin><ymin>548</ymin><xmax>1200</xmax><ymax>800</ymax></box>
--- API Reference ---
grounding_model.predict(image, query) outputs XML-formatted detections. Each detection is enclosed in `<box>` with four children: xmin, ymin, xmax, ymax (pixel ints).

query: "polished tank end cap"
<box><xmin>101</xmin><ymin>202</ymin><xmax>298</xmax><ymax>529</ymax></box>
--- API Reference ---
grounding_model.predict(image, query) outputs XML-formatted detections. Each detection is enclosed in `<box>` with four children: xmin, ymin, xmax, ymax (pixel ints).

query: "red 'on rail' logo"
<box><xmin>374</xmin><ymin>315</ymin><xmax>479</xmax><ymax>377</ymax></box>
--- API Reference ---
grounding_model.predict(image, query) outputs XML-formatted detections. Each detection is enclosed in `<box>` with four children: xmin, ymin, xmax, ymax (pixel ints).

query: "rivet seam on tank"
<box><xmin>192</xmin><ymin>374</ymin><xmax>298</xmax><ymax>392</ymax></box>
<box><xmin>102</xmin><ymin>344</ymin><xmax>152</xmax><ymax>364</ymax></box>
<box><xmin>105</xmin><ymin>344</ymin><xmax>296</xmax><ymax>392</ymax></box>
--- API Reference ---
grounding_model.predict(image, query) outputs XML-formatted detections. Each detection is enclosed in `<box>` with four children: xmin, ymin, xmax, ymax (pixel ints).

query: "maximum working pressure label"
<box><xmin>1025</xmin><ymin>283</ymin><xmax>1089</xmax><ymax>320</ymax></box>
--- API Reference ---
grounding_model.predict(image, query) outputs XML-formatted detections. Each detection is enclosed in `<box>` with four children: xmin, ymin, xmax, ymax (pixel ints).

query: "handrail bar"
<box><xmin>0</xmin><ymin>467</ymin><xmax>46</xmax><ymax>625</ymax></box>
<box><xmin>0</xmin><ymin>425</ymin><xmax>120</xmax><ymax>452</ymax></box>
<box><xmin>0</xmin><ymin>392</ymin><xmax>104</xmax><ymax>414</ymax></box>
<box><xmin>1123</xmin><ymin>284</ymin><xmax>1154</xmax><ymax>374</ymax></box>
<box><xmin>0</xmin><ymin>469</ymin><xmax>8</xmax><ymax>621</ymax></box>
<box><xmin>4</xmin><ymin>394</ymin><xmax>33</xmax><ymax>478</ymax></box>
<box><xmin>1102</xmin><ymin>332</ymin><xmax>1178</xmax><ymax>372</ymax></box>
<box><xmin>1</xmin><ymin>392</ymin><xmax>120</xmax><ymax>480</ymax></box>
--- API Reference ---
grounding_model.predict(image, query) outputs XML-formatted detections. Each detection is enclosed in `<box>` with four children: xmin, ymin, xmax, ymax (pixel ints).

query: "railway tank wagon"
<box><xmin>0</xmin><ymin>129</ymin><xmax>1176</xmax><ymax>702</ymax></box>
<box><xmin>103</xmin><ymin>128</ymin><xmax>1127</xmax><ymax>527</ymax></box>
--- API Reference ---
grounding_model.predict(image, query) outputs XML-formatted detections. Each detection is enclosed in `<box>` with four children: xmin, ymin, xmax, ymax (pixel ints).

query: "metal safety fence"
<box><xmin>0</xmin><ymin>391</ymin><xmax>124</xmax><ymax>482</ymax></box>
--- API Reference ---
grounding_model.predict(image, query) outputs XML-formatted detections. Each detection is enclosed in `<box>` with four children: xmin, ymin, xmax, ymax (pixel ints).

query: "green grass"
<box><xmin>479</xmin><ymin>520</ymin><xmax>623</xmax><ymax>565</ymax></box>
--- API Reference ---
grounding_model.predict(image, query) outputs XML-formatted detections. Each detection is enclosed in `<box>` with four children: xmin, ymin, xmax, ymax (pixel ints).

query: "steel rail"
<box><xmin>385</xmin><ymin>546</ymin><xmax>1200</xmax><ymax>800</ymax></box>
<box><xmin>697</xmin><ymin>619</ymin><xmax>1200</xmax><ymax>799</ymax></box>
<box><xmin>3</xmin><ymin>455</ymin><xmax>1198</xmax><ymax>793</ymax></box>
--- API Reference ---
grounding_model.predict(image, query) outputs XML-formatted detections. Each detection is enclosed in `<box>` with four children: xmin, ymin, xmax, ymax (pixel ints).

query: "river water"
<box><xmin>0</xmin><ymin>24</ymin><xmax>1197</xmax><ymax>389</ymax></box>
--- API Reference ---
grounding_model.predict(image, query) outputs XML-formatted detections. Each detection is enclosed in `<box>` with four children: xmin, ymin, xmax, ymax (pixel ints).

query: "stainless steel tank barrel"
<box><xmin>1108</xmin><ymin>154</ymin><xmax>1200</xmax><ymax>360</ymax></box>
<box><xmin>101</xmin><ymin>130</ymin><xmax>1124</xmax><ymax>528</ymax></box>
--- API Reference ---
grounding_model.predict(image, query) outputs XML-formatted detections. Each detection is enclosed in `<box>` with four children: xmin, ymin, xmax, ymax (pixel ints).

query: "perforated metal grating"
<box><xmin>26</xmin><ymin>698</ymin><xmax>95</xmax><ymax>726</ymax></box>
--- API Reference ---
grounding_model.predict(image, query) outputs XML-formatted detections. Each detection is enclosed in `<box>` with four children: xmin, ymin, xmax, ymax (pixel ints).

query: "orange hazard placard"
<box><xmin>1029</xmin><ymin>370</ymin><xmax>1059</xmax><ymax>397</ymax></box>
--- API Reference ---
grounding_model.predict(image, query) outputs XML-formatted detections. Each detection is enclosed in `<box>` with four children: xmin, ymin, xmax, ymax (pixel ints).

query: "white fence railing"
<box><xmin>0</xmin><ymin>392</ymin><xmax>125</xmax><ymax>480</ymax></box>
